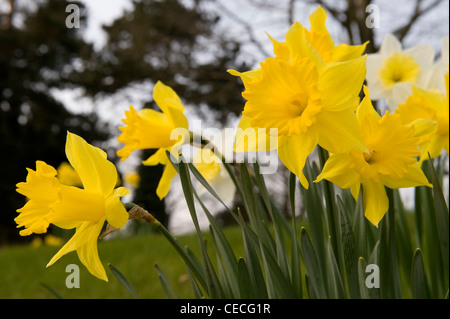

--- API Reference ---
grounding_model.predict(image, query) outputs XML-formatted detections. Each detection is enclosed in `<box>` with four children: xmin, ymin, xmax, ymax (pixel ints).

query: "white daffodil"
<box><xmin>426</xmin><ymin>37</ymin><xmax>449</xmax><ymax>93</ymax></box>
<box><xmin>366</xmin><ymin>33</ymin><xmax>435</xmax><ymax>111</ymax></box>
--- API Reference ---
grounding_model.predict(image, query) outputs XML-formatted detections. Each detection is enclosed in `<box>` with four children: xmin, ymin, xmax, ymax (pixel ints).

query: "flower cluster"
<box><xmin>14</xmin><ymin>6</ymin><xmax>448</xmax><ymax>282</ymax></box>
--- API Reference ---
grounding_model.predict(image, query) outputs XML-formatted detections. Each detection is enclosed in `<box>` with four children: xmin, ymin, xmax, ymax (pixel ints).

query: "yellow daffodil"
<box><xmin>56</xmin><ymin>161</ymin><xmax>82</xmax><ymax>187</ymax></box>
<box><xmin>229</xmin><ymin>6</ymin><xmax>367</xmax><ymax>88</ymax></box>
<box><xmin>117</xmin><ymin>81</ymin><xmax>189</xmax><ymax>199</ymax></box>
<box><xmin>396</xmin><ymin>73</ymin><xmax>449</xmax><ymax>161</ymax></box>
<box><xmin>315</xmin><ymin>87</ymin><xmax>433</xmax><ymax>227</ymax></box>
<box><xmin>15</xmin><ymin>132</ymin><xmax>129</xmax><ymax>281</ymax></box>
<box><xmin>193</xmin><ymin>147</ymin><xmax>236</xmax><ymax>203</ymax></box>
<box><xmin>268</xmin><ymin>6</ymin><xmax>367</xmax><ymax>64</ymax></box>
<box><xmin>231</xmin><ymin>20</ymin><xmax>367</xmax><ymax>189</ymax></box>
<box><xmin>366</xmin><ymin>33</ymin><xmax>435</xmax><ymax>110</ymax></box>
<box><xmin>124</xmin><ymin>171</ymin><xmax>141</xmax><ymax>189</ymax></box>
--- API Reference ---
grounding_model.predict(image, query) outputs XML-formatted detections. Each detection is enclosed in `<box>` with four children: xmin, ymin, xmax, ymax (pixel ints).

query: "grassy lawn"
<box><xmin>0</xmin><ymin>225</ymin><xmax>245</xmax><ymax>299</ymax></box>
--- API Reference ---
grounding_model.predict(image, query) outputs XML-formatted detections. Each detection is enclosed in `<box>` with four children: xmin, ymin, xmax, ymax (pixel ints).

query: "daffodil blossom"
<box><xmin>193</xmin><ymin>147</ymin><xmax>236</xmax><ymax>204</ymax></box>
<box><xmin>315</xmin><ymin>88</ymin><xmax>434</xmax><ymax>227</ymax></box>
<box><xmin>366</xmin><ymin>33</ymin><xmax>435</xmax><ymax>110</ymax></box>
<box><xmin>426</xmin><ymin>37</ymin><xmax>449</xmax><ymax>93</ymax></box>
<box><xmin>117</xmin><ymin>81</ymin><xmax>189</xmax><ymax>199</ymax></box>
<box><xmin>230</xmin><ymin>20</ymin><xmax>367</xmax><ymax>189</ymax></box>
<box><xmin>15</xmin><ymin>132</ymin><xmax>129</xmax><ymax>281</ymax></box>
<box><xmin>396</xmin><ymin>73</ymin><xmax>449</xmax><ymax>162</ymax></box>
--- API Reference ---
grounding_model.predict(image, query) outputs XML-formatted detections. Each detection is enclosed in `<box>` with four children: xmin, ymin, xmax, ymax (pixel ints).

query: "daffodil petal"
<box><xmin>317</xmin><ymin>108</ymin><xmax>367</xmax><ymax>154</ymax></box>
<box><xmin>379</xmin><ymin>34</ymin><xmax>402</xmax><ymax>56</ymax></box>
<box><xmin>315</xmin><ymin>153</ymin><xmax>361</xmax><ymax>189</ymax></box>
<box><xmin>47</xmin><ymin>220</ymin><xmax>108</xmax><ymax>281</ymax></box>
<box><xmin>66</xmin><ymin>132</ymin><xmax>118</xmax><ymax>196</ymax></box>
<box><xmin>278</xmin><ymin>130</ymin><xmax>318</xmax><ymax>189</ymax></box>
<box><xmin>357</xmin><ymin>86</ymin><xmax>380</xmax><ymax>122</ymax></box>
<box><xmin>234</xmin><ymin>115</ymin><xmax>278</xmax><ymax>152</ymax></box>
<box><xmin>285</xmin><ymin>21</ymin><xmax>323</xmax><ymax>66</ymax></box>
<box><xmin>105</xmin><ymin>187</ymin><xmax>130</xmax><ymax>229</ymax></box>
<box><xmin>381</xmin><ymin>162</ymin><xmax>432</xmax><ymax>189</ymax></box>
<box><xmin>156</xmin><ymin>163</ymin><xmax>178</xmax><ymax>200</ymax></box>
<box><xmin>153</xmin><ymin>81</ymin><xmax>189</xmax><ymax>129</ymax></box>
<box><xmin>362</xmin><ymin>179</ymin><xmax>389</xmax><ymax>227</ymax></box>
<box><xmin>318</xmin><ymin>56</ymin><xmax>367</xmax><ymax>112</ymax></box>
<box><xmin>332</xmin><ymin>42</ymin><xmax>368</xmax><ymax>62</ymax></box>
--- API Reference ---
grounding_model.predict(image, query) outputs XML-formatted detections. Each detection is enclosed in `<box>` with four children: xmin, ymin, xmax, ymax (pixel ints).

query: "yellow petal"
<box><xmin>15</xmin><ymin>161</ymin><xmax>59</xmax><ymax>236</ymax></box>
<box><xmin>332</xmin><ymin>42</ymin><xmax>368</xmax><ymax>62</ymax></box>
<box><xmin>285</xmin><ymin>21</ymin><xmax>323</xmax><ymax>66</ymax></box>
<box><xmin>105</xmin><ymin>187</ymin><xmax>130</xmax><ymax>229</ymax></box>
<box><xmin>357</xmin><ymin>86</ymin><xmax>381</xmax><ymax>122</ymax></box>
<box><xmin>362</xmin><ymin>179</ymin><xmax>389</xmax><ymax>227</ymax></box>
<box><xmin>309</xmin><ymin>6</ymin><xmax>329</xmax><ymax>34</ymax></box>
<box><xmin>278</xmin><ymin>129</ymin><xmax>319</xmax><ymax>189</ymax></box>
<box><xmin>318</xmin><ymin>55</ymin><xmax>367</xmax><ymax>112</ymax></box>
<box><xmin>47</xmin><ymin>220</ymin><xmax>108</xmax><ymax>281</ymax></box>
<box><xmin>50</xmin><ymin>185</ymin><xmax>105</xmax><ymax>224</ymax></box>
<box><xmin>66</xmin><ymin>132</ymin><xmax>118</xmax><ymax>196</ymax></box>
<box><xmin>266</xmin><ymin>32</ymin><xmax>290</xmax><ymax>61</ymax></box>
<box><xmin>315</xmin><ymin>153</ymin><xmax>361</xmax><ymax>189</ymax></box>
<box><xmin>381</xmin><ymin>162</ymin><xmax>432</xmax><ymax>189</ymax></box>
<box><xmin>153</xmin><ymin>81</ymin><xmax>188</xmax><ymax>129</ymax></box>
<box><xmin>227</xmin><ymin>68</ymin><xmax>262</xmax><ymax>85</ymax></box>
<box><xmin>142</xmin><ymin>148</ymin><xmax>169</xmax><ymax>166</ymax></box>
<box><xmin>156</xmin><ymin>163</ymin><xmax>178</xmax><ymax>200</ymax></box>
<box><xmin>316</xmin><ymin>108</ymin><xmax>367</xmax><ymax>154</ymax></box>
<box><xmin>234</xmin><ymin>115</ymin><xmax>278</xmax><ymax>152</ymax></box>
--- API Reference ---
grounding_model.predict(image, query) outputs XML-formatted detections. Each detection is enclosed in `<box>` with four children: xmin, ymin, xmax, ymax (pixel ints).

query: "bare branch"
<box><xmin>214</xmin><ymin>0</ymin><xmax>271</xmax><ymax>57</ymax></box>
<box><xmin>393</xmin><ymin>0</ymin><xmax>444</xmax><ymax>42</ymax></box>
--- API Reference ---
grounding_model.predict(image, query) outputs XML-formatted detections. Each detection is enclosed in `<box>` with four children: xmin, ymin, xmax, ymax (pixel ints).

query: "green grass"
<box><xmin>0</xmin><ymin>224</ymin><xmax>245</xmax><ymax>299</ymax></box>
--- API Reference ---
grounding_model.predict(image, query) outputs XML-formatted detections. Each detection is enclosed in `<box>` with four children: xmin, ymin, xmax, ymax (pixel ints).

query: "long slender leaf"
<box><xmin>155</xmin><ymin>264</ymin><xmax>179</xmax><ymax>299</ymax></box>
<box><xmin>289</xmin><ymin>172</ymin><xmax>302</xmax><ymax>299</ymax></box>
<box><xmin>411</xmin><ymin>249</ymin><xmax>427</xmax><ymax>299</ymax></box>
<box><xmin>300</xmin><ymin>227</ymin><xmax>325</xmax><ymax>298</ymax></box>
<box><xmin>326</xmin><ymin>236</ymin><xmax>346</xmax><ymax>299</ymax></box>
<box><xmin>237</xmin><ymin>258</ymin><xmax>253</xmax><ymax>299</ymax></box>
<box><xmin>108</xmin><ymin>264</ymin><xmax>138</xmax><ymax>299</ymax></box>
<box><xmin>337</xmin><ymin>195</ymin><xmax>360</xmax><ymax>299</ymax></box>
<box><xmin>428</xmin><ymin>155</ymin><xmax>449</xmax><ymax>284</ymax></box>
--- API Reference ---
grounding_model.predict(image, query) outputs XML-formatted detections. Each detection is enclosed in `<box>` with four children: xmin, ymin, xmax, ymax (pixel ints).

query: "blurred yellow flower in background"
<box><xmin>396</xmin><ymin>73</ymin><xmax>449</xmax><ymax>162</ymax></box>
<box><xmin>56</xmin><ymin>161</ymin><xmax>82</xmax><ymax>187</ymax></box>
<box><xmin>117</xmin><ymin>81</ymin><xmax>189</xmax><ymax>200</ymax></box>
<box><xmin>124</xmin><ymin>171</ymin><xmax>141</xmax><ymax>189</ymax></box>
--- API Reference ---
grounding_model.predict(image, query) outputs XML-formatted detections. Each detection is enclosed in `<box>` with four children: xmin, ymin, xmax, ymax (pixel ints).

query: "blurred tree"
<box><xmin>75</xmin><ymin>0</ymin><xmax>247</xmax><ymax>227</ymax></box>
<box><xmin>0</xmin><ymin>0</ymin><xmax>108</xmax><ymax>245</ymax></box>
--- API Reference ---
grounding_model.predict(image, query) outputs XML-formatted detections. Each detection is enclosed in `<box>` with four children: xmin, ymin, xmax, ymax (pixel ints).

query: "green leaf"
<box><xmin>237</xmin><ymin>258</ymin><xmax>253</xmax><ymax>299</ymax></box>
<box><xmin>411</xmin><ymin>249</ymin><xmax>427</xmax><ymax>299</ymax></box>
<box><xmin>108</xmin><ymin>264</ymin><xmax>138</xmax><ymax>299</ymax></box>
<box><xmin>40</xmin><ymin>282</ymin><xmax>64</xmax><ymax>299</ymax></box>
<box><xmin>155</xmin><ymin>263</ymin><xmax>179</xmax><ymax>299</ymax></box>
<box><xmin>289</xmin><ymin>172</ymin><xmax>302</xmax><ymax>299</ymax></box>
<box><xmin>337</xmin><ymin>195</ymin><xmax>360</xmax><ymax>299</ymax></box>
<box><xmin>300</xmin><ymin>227</ymin><xmax>325</xmax><ymax>298</ymax></box>
<box><xmin>428</xmin><ymin>155</ymin><xmax>449</xmax><ymax>283</ymax></box>
<box><xmin>239</xmin><ymin>210</ymin><xmax>268</xmax><ymax>299</ymax></box>
<box><xmin>326</xmin><ymin>236</ymin><xmax>346</xmax><ymax>299</ymax></box>
<box><xmin>357</xmin><ymin>257</ymin><xmax>379</xmax><ymax>299</ymax></box>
